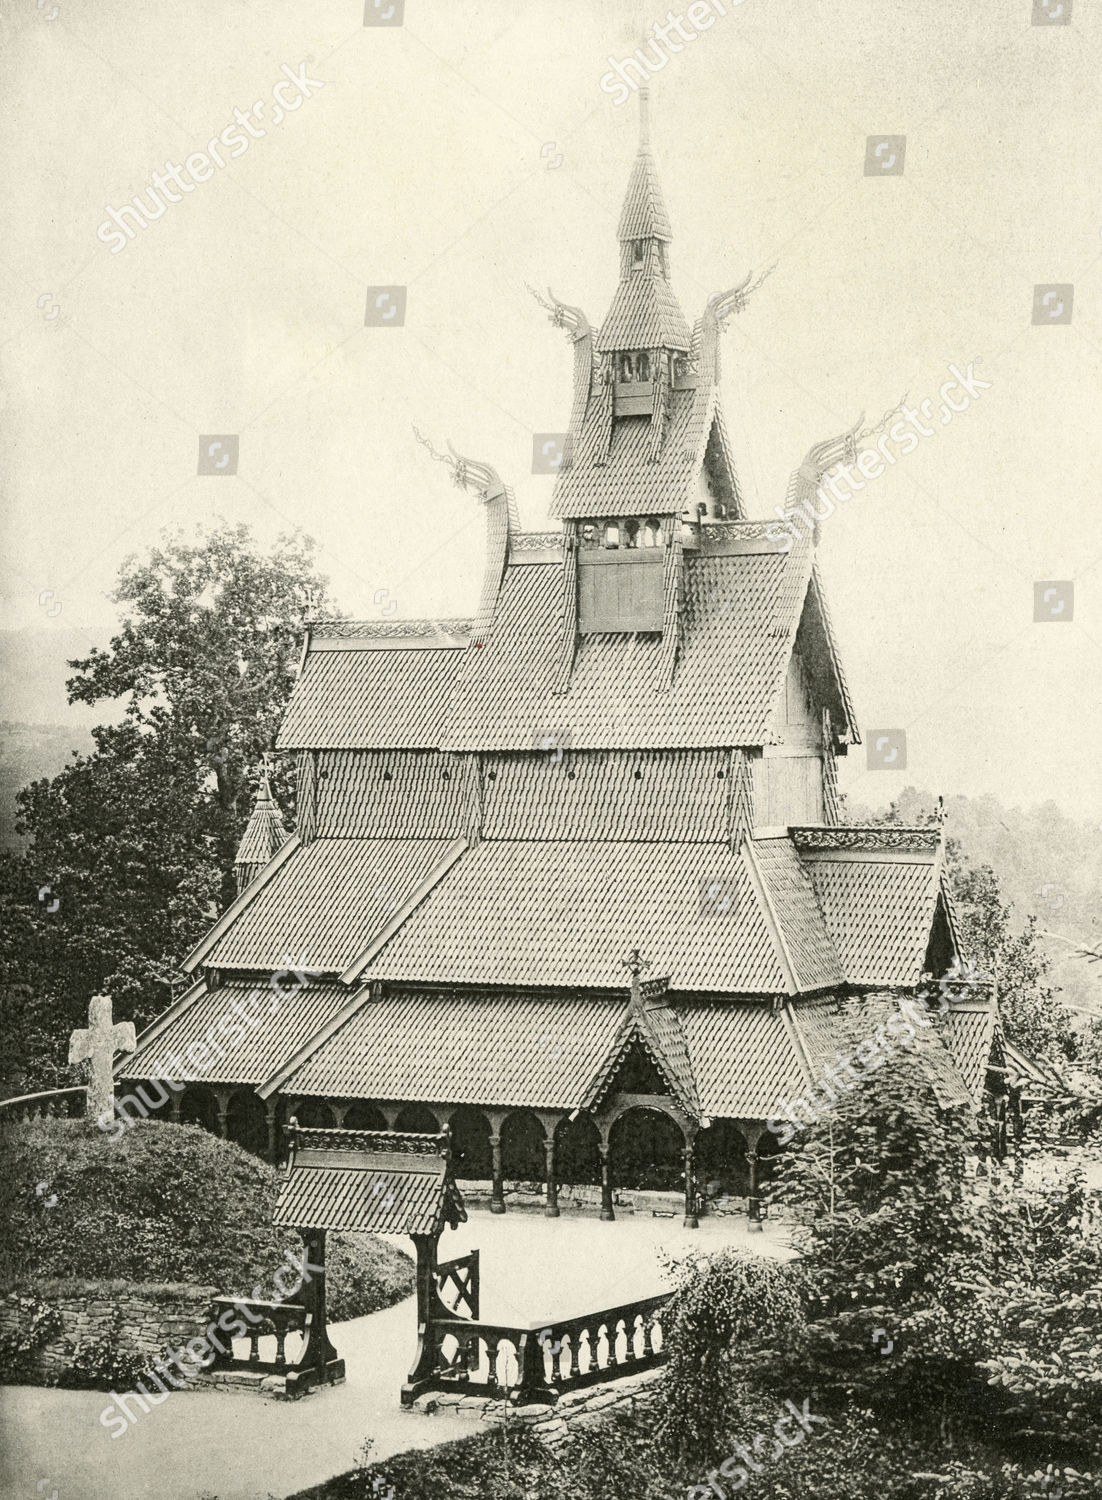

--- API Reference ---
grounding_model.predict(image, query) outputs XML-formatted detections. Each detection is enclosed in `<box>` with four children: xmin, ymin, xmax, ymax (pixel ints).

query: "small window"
<box><xmin>631</xmin><ymin>239</ymin><xmax>645</xmax><ymax>268</ymax></box>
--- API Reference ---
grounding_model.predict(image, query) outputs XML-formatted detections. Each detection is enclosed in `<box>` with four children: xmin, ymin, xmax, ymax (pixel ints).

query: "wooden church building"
<box><xmin>118</xmin><ymin>97</ymin><xmax>1010</xmax><ymax>1226</ymax></box>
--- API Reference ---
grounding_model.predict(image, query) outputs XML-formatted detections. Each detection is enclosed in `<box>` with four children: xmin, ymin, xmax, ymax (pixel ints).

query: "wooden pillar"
<box><xmin>265</xmin><ymin>1099</ymin><xmax>279</xmax><ymax>1163</ymax></box>
<box><xmin>598</xmin><ymin>1142</ymin><xmax>615</xmax><ymax>1222</ymax></box>
<box><xmin>746</xmin><ymin>1136</ymin><xmax>762</xmax><ymax>1233</ymax></box>
<box><xmin>682</xmin><ymin>1135</ymin><xmax>699</xmax><ymax>1230</ymax></box>
<box><xmin>297</xmin><ymin>1228</ymin><xmax>339</xmax><ymax>1379</ymax></box>
<box><xmin>402</xmin><ymin>1233</ymin><xmax>442</xmax><ymax>1406</ymax></box>
<box><xmin>544</xmin><ymin>1130</ymin><xmax>560</xmax><ymax>1218</ymax></box>
<box><xmin>489</xmin><ymin>1131</ymin><xmax>506</xmax><ymax>1214</ymax></box>
<box><xmin>214</xmin><ymin>1087</ymin><xmax>230</xmax><ymax>1140</ymax></box>
<box><xmin>168</xmin><ymin>1090</ymin><xmax>182</xmax><ymax>1125</ymax></box>
<box><xmin>331</xmin><ymin>1101</ymin><xmax>349</xmax><ymax>1128</ymax></box>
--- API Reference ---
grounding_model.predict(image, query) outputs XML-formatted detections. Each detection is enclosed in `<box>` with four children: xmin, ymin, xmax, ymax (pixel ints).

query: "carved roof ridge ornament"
<box><xmin>527</xmin><ymin>283</ymin><xmax>591</xmax><ymax>343</ymax></box>
<box><xmin>790</xmin><ymin>824</ymin><xmax>942</xmax><ymax>851</ymax></box>
<box><xmin>413</xmin><ymin>427</ymin><xmax>518</xmax><ymax>651</ymax></box>
<box><xmin>705</xmin><ymin>266</ymin><xmax>775</xmax><ymax>330</ymax></box>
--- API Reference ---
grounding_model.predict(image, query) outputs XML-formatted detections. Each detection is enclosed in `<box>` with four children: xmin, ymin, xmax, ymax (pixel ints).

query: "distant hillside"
<box><xmin>0</xmin><ymin>722</ymin><xmax>94</xmax><ymax>847</ymax></box>
<box><xmin>0</xmin><ymin>625</ymin><xmax>119</xmax><ymax>848</ymax></box>
<box><xmin>848</xmin><ymin>786</ymin><xmax>1102</xmax><ymax>1023</ymax></box>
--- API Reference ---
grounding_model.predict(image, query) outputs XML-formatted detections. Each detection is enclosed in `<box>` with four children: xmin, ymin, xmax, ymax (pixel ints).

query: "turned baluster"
<box><xmin>569</xmin><ymin>1328</ymin><xmax>583</xmax><ymax>1380</ymax></box>
<box><xmin>274</xmin><ymin>1316</ymin><xmax>288</xmax><ymax>1370</ymax></box>
<box><xmin>247</xmin><ymin>1323</ymin><xmax>261</xmax><ymax>1364</ymax></box>
<box><xmin>486</xmin><ymin>1334</ymin><xmax>501</xmax><ymax>1390</ymax></box>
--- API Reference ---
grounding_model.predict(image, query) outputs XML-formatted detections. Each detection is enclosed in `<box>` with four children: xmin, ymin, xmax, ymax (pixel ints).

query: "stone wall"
<box><xmin>0</xmin><ymin>1281</ymin><xmax>217</xmax><ymax>1385</ymax></box>
<box><xmin>409</xmin><ymin>1362</ymin><xmax>668</xmax><ymax>1446</ymax></box>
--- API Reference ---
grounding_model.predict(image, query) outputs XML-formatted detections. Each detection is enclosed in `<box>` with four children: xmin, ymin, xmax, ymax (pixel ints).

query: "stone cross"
<box><xmin>68</xmin><ymin>994</ymin><xmax>136</xmax><ymax>1121</ymax></box>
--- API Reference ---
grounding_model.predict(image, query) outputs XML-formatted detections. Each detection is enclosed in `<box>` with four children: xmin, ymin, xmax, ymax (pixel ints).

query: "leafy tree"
<box><xmin>946</xmin><ymin>850</ymin><xmax>1073</xmax><ymax>1064</ymax></box>
<box><xmin>0</xmin><ymin>524</ymin><xmax>332</xmax><ymax>1094</ymax></box>
<box><xmin>767</xmin><ymin>998</ymin><xmax>984</xmax><ymax>1422</ymax></box>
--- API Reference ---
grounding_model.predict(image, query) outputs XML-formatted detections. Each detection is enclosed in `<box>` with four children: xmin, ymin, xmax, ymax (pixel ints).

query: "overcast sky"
<box><xmin>2</xmin><ymin>0</ymin><xmax>1100</xmax><ymax>819</ymax></box>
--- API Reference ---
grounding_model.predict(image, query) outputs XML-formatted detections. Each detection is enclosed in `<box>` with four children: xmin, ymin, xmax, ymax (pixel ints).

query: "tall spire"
<box><xmin>598</xmin><ymin>86</ymin><xmax>689</xmax><ymax>356</ymax></box>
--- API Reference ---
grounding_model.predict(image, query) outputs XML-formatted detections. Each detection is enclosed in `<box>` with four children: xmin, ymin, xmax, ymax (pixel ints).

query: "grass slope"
<box><xmin>0</xmin><ymin>1117</ymin><xmax>413</xmax><ymax>1320</ymax></box>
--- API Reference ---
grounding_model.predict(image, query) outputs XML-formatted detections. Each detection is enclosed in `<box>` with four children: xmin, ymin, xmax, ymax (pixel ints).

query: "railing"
<box><xmin>0</xmin><ymin>1086</ymin><xmax>86</xmax><ymax>1123</ymax></box>
<box><xmin>409</xmin><ymin>1292</ymin><xmax>669</xmax><ymax>1406</ymax></box>
<box><xmin>207</xmin><ymin>1296</ymin><xmax>306</xmax><ymax>1376</ymax></box>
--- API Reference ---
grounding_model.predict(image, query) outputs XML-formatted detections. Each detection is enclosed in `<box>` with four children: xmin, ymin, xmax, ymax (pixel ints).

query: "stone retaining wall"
<box><xmin>0</xmin><ymin>1282</ymin><xmax>217</xmax><ymax>1385</ymax></box>
<box><xmin>408</xmin><ymin>1363</ymin><xmax>667</xmax><ymax>1446</ymax></box>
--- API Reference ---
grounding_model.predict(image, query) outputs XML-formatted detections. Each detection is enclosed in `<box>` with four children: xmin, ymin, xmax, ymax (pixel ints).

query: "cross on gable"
<box><xmin>621</xmin><ymin>947</ymin><xmax>652</xmax><ymax>981</ymax></box>
<box><xmin>69</xmin><ymin>994</ymin><xmax>136</xmax><ymax>1123</ymax></box>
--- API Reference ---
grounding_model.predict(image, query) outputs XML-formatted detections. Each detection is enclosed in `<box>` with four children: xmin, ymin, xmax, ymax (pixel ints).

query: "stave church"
<box><xmin>118</xmin><ymin>93</ymin><xmax>1037</xmax><ymax>1228</ymax></box>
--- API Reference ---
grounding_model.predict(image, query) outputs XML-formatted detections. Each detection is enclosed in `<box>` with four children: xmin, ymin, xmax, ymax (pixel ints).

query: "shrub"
<box><xmin>655</xmin><ymin>1248</ymin><xmax>805</xmax><ymax>1462</ymax></box>
<box><xmin>0</xmin><ymin>1118</ymin><xmax>413</xmax><ymax>1326</ymax></box>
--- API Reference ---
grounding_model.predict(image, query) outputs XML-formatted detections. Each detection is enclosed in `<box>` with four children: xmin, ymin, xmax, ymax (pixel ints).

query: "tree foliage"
<box><xmin>0</xmin><ymin>524</ymin><xmax>332</xmax><ymax>1095</ymax></box>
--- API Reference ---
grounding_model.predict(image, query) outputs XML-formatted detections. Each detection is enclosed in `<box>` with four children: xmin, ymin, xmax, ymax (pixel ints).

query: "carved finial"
<box><xmin>526</xmin><ymin>284</ymin><xmax>591</xmax><ymax>342</ymax></box>
<box><xmin>412</xmin><ymin>426</ymin><xmax>506</xmax><ymax>503</ymax></box>
<box><xmin>853</xmin><ymin>396</ymin><xmax>909</xmax><ymax>447</ymax></box>
<box><xmin>705</xmin><ymin>265</ymin><xmax>776</xmax><ymax>329</ymax></box>
<box><xmin>301</xmin><ymin>584</ymin><xmax>320</xmax><ymax>624</ymax></box>
<box><xmin>639</xmin><ymin>86</ymin><xmax>650</xmax><ymax>149</ymax></box>
<box><xmin>798</xmin><ymin>415</ymin><xmax>867</xmax><ymax>485</ymax></box>
<box><xmin>622</xmin><ymin>947</ymin><xmax>652</xmax><ymax>979</ymax></box>
<box><xmin>260</xmin><ymin>752</ymin><xmax>276</xmax><ymax>801</ymax></box>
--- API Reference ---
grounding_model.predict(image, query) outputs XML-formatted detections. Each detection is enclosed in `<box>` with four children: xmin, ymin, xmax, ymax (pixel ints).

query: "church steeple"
<box><xmin>597</xmin><ymin>87</ymin><xmax>691</xmax><ymax>359</ymax></box>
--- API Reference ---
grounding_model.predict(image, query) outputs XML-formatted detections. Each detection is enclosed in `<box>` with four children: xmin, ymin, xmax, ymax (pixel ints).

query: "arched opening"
<box><xmin>640</xmin><ymin>518</ymin><xmax>660</xmax><ymax>549</ymax></box>
<box><xmin>619</xmin><ymin>352</ymin><xmax>635</xmax><ymax>381</ymax></box>
<box><xmin>756</xmin><ymin>1127</ymin><xmax>785</xmax><ymax>1190</ymax></box>
<box><xmin>555</xmin><ymin>1114</ymin><xmax>601</xmax><ymax>1188</ymax></box>
<box><xmin>178</xmin><ymin>1086</ymin><xmax>219</xmax><ymax>1134</ymax></box>
<box><xmin>696</xmin><ymin>1119</ymin><xmax>749</xmax><ymax>1200</ymax></box>
<box><xmin>395</xmin><ymin>1103</ymin><xmax>440</xmax><ymax>1135</ymax></box>
<box><xmin>501</xmin><ymin>1111</ymin><xmax>545</xmax><ymax>1183</ymax></box>
<box><xmin>622</xmin><ymin>518</ymin><xmax>639</xmax><ymax>549</ymax></box>
<box><xmin>636</xmin><ymin>352</ymin><xmax>650</xmax><ymax>383</ymax></box>
<box><xmin>343</xmin><ymin>1101</ymin><xmax>388</xmax><ymax>1132</ymax></box>
<box><xmin>603</xmin><ymin>520</ymin><xmax>620</xmax><ymax>549</ymax></box>
<box><xmin>295</xmin><ymin>1098</ymin><xmax>336</xmax><ymax>1129</ymax></box>
<box><xmin>449</xmin><ymin>1106</ymin><xmax>493</xmax><ymax>1180</ymax></box>
<box><xmin>608</xmin><ymin>1107</ymin><xmax>686</xmax><ymax>1193</ymax></box>
<box><xmin>119</xmin><ymin>1076</ymin><xmax>173</xmax><ymax>1124</ymax></box>
<box><xmin>225</xmin><ymin>1089</ymin><xmax>268</xmax><ymax>1157</ymax></box>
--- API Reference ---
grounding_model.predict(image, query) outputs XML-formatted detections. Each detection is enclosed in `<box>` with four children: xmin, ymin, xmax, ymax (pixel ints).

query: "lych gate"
<box><xmin>269</xmin><ymin>1122</ymin><xmax>671</xmax><ymax>1407</ymax></box>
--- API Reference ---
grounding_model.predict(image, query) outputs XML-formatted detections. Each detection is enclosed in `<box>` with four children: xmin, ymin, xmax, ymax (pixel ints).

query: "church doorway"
<box><xmin>608</xmin><ymin>1107</ymin><xmax>685</xmax><ymax>1193</ymax></box>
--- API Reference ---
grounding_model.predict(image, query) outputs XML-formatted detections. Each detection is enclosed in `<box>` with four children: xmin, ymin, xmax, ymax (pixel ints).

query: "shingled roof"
<box><xmin>441</xmin><ymin>550</ymin><xmax>822</xmax><ymax>751</ymax></box>
<box><xmin>278</xmin><ymin>635</ymin><xmax>467</xmax><ymax>751</ymax></box>
<box><xmin>550</xmin><ymin>390</ymin><xmax>704</xmax><ymax>519</ymax></box>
